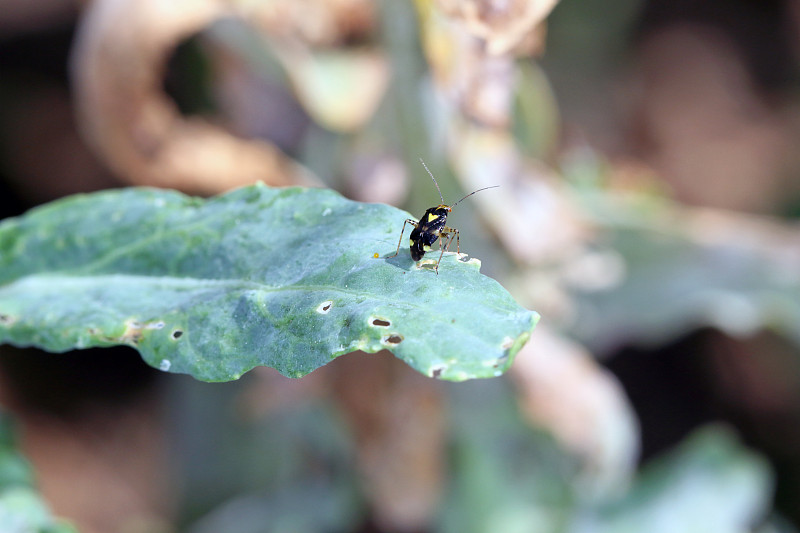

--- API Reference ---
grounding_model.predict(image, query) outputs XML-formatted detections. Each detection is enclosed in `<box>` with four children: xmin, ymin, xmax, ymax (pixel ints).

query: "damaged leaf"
<box><xmin>0</xmin><ymin>184</ymin><xmax>538</xmax><ymax>382</ymax></box>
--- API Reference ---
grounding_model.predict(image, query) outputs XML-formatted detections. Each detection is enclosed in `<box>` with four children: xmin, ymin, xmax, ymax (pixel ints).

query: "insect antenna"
<box><xmin>419</xmin><ymin>158</ymin><xmax>444</xmax><ymax>204</ymax></box>
<box><xmin>451</xmin><ymin>185</ymin><xmax>500</xmax><ymax>207</ymax></box>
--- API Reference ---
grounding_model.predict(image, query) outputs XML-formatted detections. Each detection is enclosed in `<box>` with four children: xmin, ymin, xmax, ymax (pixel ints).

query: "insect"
<box><xmin>388</xmin><ymin>159</ymin><xmax>498</xmax><ymax>274</ymax></box>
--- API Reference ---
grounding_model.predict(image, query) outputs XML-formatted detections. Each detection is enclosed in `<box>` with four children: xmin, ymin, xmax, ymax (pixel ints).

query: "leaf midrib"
<box><xmin>0</xmin><ymin>273</ymin><xmax>521</xmax><ymax>315</ymax></box>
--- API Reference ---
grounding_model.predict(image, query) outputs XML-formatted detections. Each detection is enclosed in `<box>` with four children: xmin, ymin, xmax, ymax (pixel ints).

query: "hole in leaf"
<box><xmin>370</xmin><ymin>317</ymin><xmax>390</xmax><ymax>327</ymax></box>
<box><xmin>316</xmin><ymin>301</ymin><xmax>333</xmax><ymax>314</ymax></box>
<box><xmin>381</xmin><ymin>334</ymin><xmax>403</xmax><ymax>345</ymax></box>
<box><xmin>431</xmin><ymin>365</ymin><xmax>446</xmax><ymax>378</ymax></box>
<box><xmin>0</xmin><ymin>314</ymin><xmax>13</xmax><ymax>325</ymax></box>
<box><xmin>171</xmin><ymin>330</ymin><xmax>184</xmax><ymax>340</ymax></box>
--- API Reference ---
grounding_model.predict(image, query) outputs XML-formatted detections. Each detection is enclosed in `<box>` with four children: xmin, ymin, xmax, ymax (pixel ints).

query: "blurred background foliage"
<box><xmin>1</xmin><ymin>0</ymin><xmax>800</xmax><ymax>532</ymax></box>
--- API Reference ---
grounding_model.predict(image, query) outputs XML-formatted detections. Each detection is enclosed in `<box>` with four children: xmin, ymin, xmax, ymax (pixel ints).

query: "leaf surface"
<box><xmin>0</xmin><ymin>185</ymin><xmax>537</xmax><ymax>381</ymax></box>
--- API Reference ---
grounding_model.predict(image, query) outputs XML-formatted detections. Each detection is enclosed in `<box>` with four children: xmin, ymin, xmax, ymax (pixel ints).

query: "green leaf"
<box><xmin>580</xmin><ymin>426</ymin><xmax>773</xmax><ymax>533</ymax></box>
<box><xmin>566</xmin><ymin>213</ymin><xmax>800</xmax><ymax>354</ymax></box>
<box><xmin>437</xmin><ymin>385</ymin><xmax>779</xmax><ymax>533</ymax></box>
<box><xmin>175</xmin><ymin>380</ymin><xmax>362</xmax><ymax>532</ymax></box>
<box><xmin>438</xmin><ymin>379</ymin><xmax>580</xmax><ymax>533</ymax></box>
<box><xmin>0</xmin><ymin>184</ymin><xmax>537</xmax><ymax>382</ymax></box>
<box><xmin>0</xmin><ymin>488</ymin><xmax>78</xmax><ymax>533</ymax></box>
<box><xmin>0</xmin><ymin>416</ymin><xmax>34</xmax><ymax>493</ymax></box>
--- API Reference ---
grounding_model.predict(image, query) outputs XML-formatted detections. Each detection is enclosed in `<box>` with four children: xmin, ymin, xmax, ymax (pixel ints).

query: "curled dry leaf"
<box><xmin>71</xmin><ymin>0</ymin><xmax>316</xmax><ymax>194</ymax></box>
<box><xmin>510</xmin><ymin>325</ymin><xmax>640</xmax><ymax>496</ymax></box>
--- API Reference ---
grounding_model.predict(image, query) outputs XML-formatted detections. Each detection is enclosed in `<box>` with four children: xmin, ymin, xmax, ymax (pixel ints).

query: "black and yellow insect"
<box><xmin>389</xmin><ymin>159</ymin><xmax>498</xmax><ymax>274</ymax></box>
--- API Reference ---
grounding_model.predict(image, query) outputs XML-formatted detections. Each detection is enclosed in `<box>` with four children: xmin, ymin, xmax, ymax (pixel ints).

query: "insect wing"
<box><xmin>409</xmin><ymin>225</ymin><xmax>427</xmax><ymax>260</ymax></box>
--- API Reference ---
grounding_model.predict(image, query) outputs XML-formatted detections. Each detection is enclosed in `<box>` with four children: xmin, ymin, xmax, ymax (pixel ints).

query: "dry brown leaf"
<box><xmin>331</xmin><ymin>352</ymin><xmax>445</xmax><ymax>532</ymax></box>
<box><xmin>417</xmin><ymin>0</ymin><xmax>584</xmax><ymax>261</ymax></box>
<box><xmin>449</xmin><ymin>124</ymin><xmax>589</xmax><ymax>263</ymax></box>
<box><xmin>418</xmin><ymin>0</ymin><xmax>522</xmax><ymax>126</ymax></box>
<box><xmin>414</xmin><ymin>0</ymin><xmax>591</xmax><ymax>275</ymax></box>
<box><xmin>71</xmin><ymin>0</ymin><xmax>316</xmax><ymax>194</ymax></box>
<box><xmin>510</xmin><ymin>325</ymin><xmax>639</xmax><ymax>496</ymax></box>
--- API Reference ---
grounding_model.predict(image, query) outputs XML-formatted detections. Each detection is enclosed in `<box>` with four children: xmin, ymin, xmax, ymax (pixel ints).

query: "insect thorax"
<box><xmin>418</xmin><ymin>206</ymin><xmax>449</xmax><ymax>233</ymax></box>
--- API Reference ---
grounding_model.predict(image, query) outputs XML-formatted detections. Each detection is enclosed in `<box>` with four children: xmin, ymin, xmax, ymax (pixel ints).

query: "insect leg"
<box><xmin>439</xmin><ymin>227</ymin><xmax>460</xmax><ymax>254</ymax></box>
<box><xmin>388</xmin><ymin>219</ymin><xmax>418</xmax><ymax>258</ymax></box>
<box><xmin>433</xmin><ymin>230</ymin><xmax>457</xmax><ymax>274</ymax></box>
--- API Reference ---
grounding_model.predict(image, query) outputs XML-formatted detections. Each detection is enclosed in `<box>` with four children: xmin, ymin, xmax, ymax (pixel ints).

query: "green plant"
<box><xmin>0</xmin><ymin>184</ymin><xmax>538</xmax><ymax>382</ymax></box>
